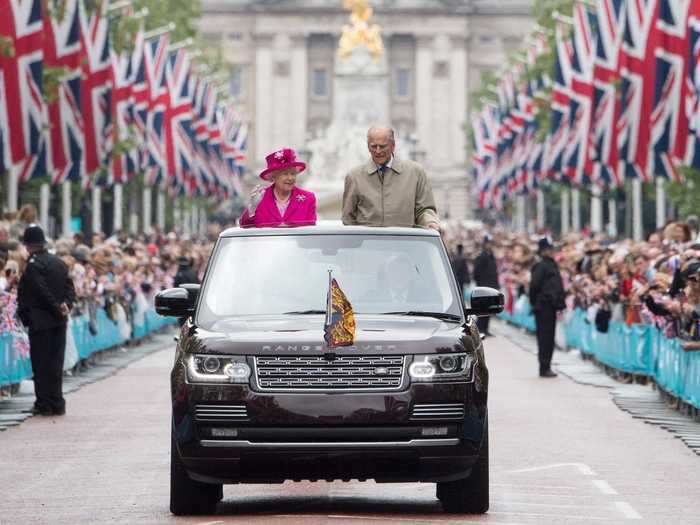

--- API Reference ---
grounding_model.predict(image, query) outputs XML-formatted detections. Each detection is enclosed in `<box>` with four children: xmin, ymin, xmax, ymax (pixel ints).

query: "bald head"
<box><xmin>367</xmin><ymin>126</ymin><xmax>395</xmax><ymax>165</ymax></box>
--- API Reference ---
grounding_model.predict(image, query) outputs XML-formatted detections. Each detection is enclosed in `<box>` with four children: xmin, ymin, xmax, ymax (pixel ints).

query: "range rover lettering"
<box><xmin>156</xmin><ymin>224</ymin><xmax>504</xmax><ymax>515</ymax></box>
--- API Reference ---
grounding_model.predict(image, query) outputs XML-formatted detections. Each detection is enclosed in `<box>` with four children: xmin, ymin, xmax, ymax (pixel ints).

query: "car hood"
<box><xmin>184</xmin><ymin>314</ymin><xmax>473</xmax><ymax>356</ymax></box>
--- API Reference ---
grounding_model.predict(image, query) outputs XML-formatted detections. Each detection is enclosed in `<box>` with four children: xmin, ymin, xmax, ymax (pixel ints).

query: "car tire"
<box><xmin>170</xmin><ymin>432</ymin><xmax>223</xmax><ymax>515</ymax></box>
<box><xmin>436</xmin><ymin>419</ymin><xmax>489</xmax><ymax>514</ymax></box>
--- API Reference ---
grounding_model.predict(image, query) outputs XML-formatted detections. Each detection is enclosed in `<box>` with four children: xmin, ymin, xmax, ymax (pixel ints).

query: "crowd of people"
<box><xmin>443</xmin><ymin>217</ymin><xmax>700</xmax><ymax>353</ymax></box>
<box><xmin>0</xmin><ymin>203</ymin><xmax>215</xmax><ymax>400</ymax></box>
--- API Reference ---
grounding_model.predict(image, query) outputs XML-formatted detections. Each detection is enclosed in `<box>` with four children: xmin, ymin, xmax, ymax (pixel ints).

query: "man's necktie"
<box><xmin>378</xmin><ymin>164</ymin><xmax>387</xmax><ymax>183</ymax></box>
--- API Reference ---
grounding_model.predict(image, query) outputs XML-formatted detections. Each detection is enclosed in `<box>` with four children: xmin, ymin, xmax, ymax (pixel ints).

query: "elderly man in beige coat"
<box><xmin>342</xmin><ymin>127</ymin><xmax>441</xmax><ymax>230</ymax></box>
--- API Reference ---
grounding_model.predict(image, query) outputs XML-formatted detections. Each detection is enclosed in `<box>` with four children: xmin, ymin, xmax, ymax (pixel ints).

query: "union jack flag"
<box><xmin>544</xmin><ymin>21</ymin><xmax>573</xmax><ymax>181</ymax></box>
<box><xmin>129</xmin><ymin>26</ymin><xmax>148</xmax><ymax>172</ymax></box>
<box><xmin>649</xmin><ymin>0</ymin><xmax>691</xmax><ymax>182</ymax></box>
<box><xmin>164</xmin><ymin>48</ymin><xmax>194</xmax><ymax>194</ymax></box>
<box><xmin>79</xmin><ymin>0</ymin><xmax>111</xmax><ymax>186</ymax></box>
<box><xmin>686</xmin><ymin>3</ymin><xmax>700</xmax><ymax>169</ymax></box>
<box><xmin>591</xmin><ymin>0</ymin><xmax>626</xmax><ymax>187</ymax></box>
<box><xmin>564</xmin><ymin>4</ymin><xmax>597</xmax><ymax>186</ymax></box>
<box><xmin>143</xmin><ymin>33</ymin><xmax>169</xmax><ymax>186</ymax></box>
<box><xmin>617</xmin><ymin>0</ymin><xmax>660</xmax><ymax>182</ymax></box>
<box><xmin>109</xmin><ymin>48</ymin><xmax>136</xmax><ymax>185</ymax></box>
<box><xmin>0</xmin><ymin>0</ymin><xmax>45</xmax><ymax>183</ymax></box>
<box><xmin>44</xmin><ymin>0</ymin><xmax>83</xmax><ymax>185</ymax></box>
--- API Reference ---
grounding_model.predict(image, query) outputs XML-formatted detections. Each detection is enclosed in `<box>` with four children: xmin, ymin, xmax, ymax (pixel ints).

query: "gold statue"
<box><xmin>338</xmin><ymin>0</ymin><xmax>384</xmax><ymax>61</ymax></box>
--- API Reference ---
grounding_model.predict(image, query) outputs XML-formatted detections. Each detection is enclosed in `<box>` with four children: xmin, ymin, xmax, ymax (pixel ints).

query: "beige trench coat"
<box><xmin>341</xmin><ymin>157</ymin><xmax>440</xmax><ymax>228</ymax></box>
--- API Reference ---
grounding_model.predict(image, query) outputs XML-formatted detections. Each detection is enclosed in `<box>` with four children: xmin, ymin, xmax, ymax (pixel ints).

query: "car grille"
<box><xmin>410</xmin><ymin>403</ymin><xmax>465</xmax><ymax>420</ymax></box>
<box><xmin>195</xmin><ymin>404</ymin><xmax>248</xmax><ymax>422</ymax></box>
<box><xmin>254</xmin><ymin>355</ymin><xmax>405</xmax><ymax>391</ymax></box>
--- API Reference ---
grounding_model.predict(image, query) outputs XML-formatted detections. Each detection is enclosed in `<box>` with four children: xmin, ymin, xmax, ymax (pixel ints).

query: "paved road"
<box><xmin>1</xmin><ymin>325</ymin><xmax>698</xmax><ymax>524</ymax></box>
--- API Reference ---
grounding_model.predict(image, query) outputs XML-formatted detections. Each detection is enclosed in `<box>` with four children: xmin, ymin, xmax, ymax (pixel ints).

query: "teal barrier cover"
<box><xmin>500</xmin><ymin>299</ymin><xmax>700</xmax><ymax>410</ymax></box>
<box><xmin>0</xmin><ymin>307</ymin><xmax>174</xmax><ymax>387</ymax></box>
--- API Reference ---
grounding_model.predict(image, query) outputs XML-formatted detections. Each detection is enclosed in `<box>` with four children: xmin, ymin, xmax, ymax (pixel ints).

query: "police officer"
<box><xmin>17</xmin><ymin>225</ymin><xmax>75</xmax><ymax>415</ymax></box>
<box><xmin>529</xmin><ymin>237</ymin><xmax>565</xmax><ymax>378</ymax></box>
<box><xmin>173</xmin><ymin>256</ymin><xmax>199</xmax><ymax>288</ymax></box>
<box><xmin>473</xmin><ymin>234</ymin><xmax>499</xmax><ymax>337</ymax></box>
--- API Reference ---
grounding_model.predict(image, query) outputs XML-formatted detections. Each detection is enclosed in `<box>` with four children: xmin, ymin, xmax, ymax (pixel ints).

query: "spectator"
<box><xmin>450</xmin><ymin>243</ymin><xmax>470</xmax><ymax>301</ymax></box>
<box><xmin>473</xmin><ymin>234</ymin><xmax>499</xmax><ymax>337</ymax></box>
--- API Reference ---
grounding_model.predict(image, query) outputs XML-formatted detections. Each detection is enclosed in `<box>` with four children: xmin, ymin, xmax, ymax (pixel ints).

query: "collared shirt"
<box><xmin>374</xmin><ymin>155</ymin><xmax>394</xmax><ymax>174</ymax></box>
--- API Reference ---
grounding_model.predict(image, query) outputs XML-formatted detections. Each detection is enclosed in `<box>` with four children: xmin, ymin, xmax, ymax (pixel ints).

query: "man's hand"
<box><xmin>682</xmin><ymin>341</ymin><xmax>700</xmax><ymax>351</ymax></box>
<box><xmin>426</xmin><ymin>222</ymin><xmax>441</xmax><ymax>234</ymax></box>
<box><xmin>60</xmin><ymin>303</ymin><xmax>70</xmax><ymax>317</ymax></box>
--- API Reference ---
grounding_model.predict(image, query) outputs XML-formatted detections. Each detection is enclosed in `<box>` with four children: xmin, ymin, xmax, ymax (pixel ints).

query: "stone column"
<box><xmin>656</xmin><ymin>177</ymin><xmax>666</xmax><ymax>229</ymax></box>
<box><xmin>113</xmin><ymin>183</ymin><xmax>123</xmax><ymax>233</ymax></box>
<box><xmin>590</xmin><ymin>185</ymin><xmax>603</xmax><ymax>233</ymax></box>
<box><xmin>415</xmin><ymin>36</ymin><xmax>433</xmax><ymax>165</ymax></box>
<box><xmin>632</xmin><ymin>178</ymin><xmax>643</xmax><ymax>241</ymax></box>
<box><xmin>5</xmin><ymin>170</ymin><xmax>18</xmax><ymax>212</ymax></box>
<box><xmin>290</xmin><ymin>34</ymin><xmax>308</xmax><ymax>148</ymax></box>
<box><xmin>142</xmin><ymin>187</ymin><xmax>152</xmax><ymax>234</ymax></box>
<box><xmin>92</xmin><ymin>186</ymin><xmax>101</xmax><ymax>234</ymax></box>
<box><xmin>536</xmin><ymin>188</ymin><xmax>545</xmax><ymax>230</ymax></box>
<box><xmin>157</xmin><ymin>189</ymin><xmax>166</xmax><ymax>231</ymax></box>
<box><xmin>571</xmin><ymin>187</ymin><xmax>581</xmax><ymax>233</ymax></box>
<box><xmin>561</xmin><ymin>187</ymin><xmax>570</xmax><ymax>236</ymax></box>
<box><xmin>254</xmin><ymin>33</ymin><xmax>275</xmax><ymax>160</ymax></box>
<box><xmin>39</xmin><ymin>183</ymin><xmax>50</xmax><ymax>229</ymax></box>
<box><xmin>449</xmin><ymin>35</ymin><xmax>467</xmax><ymax>167</ymax></box>
<box><xmin>62</xmin><ymin>182</ymin><xmax>71</xmax><ymax>237</ymax></box>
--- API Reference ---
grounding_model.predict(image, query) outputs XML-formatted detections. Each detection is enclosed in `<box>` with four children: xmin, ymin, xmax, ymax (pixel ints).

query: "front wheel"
<box><xmin>436</xmin><ymin>420</ymin><xmax>489</xmax><ymax>514</ymax></box>
<box><xmin>170</xmin><ymin>432</ymin><xmax>223</xmax><ymax>515</ymax></box>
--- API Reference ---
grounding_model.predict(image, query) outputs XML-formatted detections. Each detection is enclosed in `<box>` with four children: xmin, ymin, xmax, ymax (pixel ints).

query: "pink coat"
<box><xmin>240</xmin><ymin>186</ymin><xmax>317</xmax><ymax>228</ymax></box>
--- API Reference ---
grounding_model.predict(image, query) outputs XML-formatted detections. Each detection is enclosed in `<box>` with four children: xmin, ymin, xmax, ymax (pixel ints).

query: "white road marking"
<box><xmin>615</xmin><ymin>501</ymin><xmax>643</xmax><ymax>520</ymax></box>
<box><xmin>490</xmin><ymin>510</ymin><xmax>611</xmax><ymax>520</ymax></box>
<box><xmin>592</xmin><ymin>479</ymin><xmax>618</xmax><ymax>495</ymax></box>
<box><xmin>326</xmin><ymin>516</ymin><xmax>524</xmax><ymax>524</ymax></box>
<box><xmin>491</xmin><ymin>483</ymin><xmax>578</xmax><ymax>490</ymax></box>
<box><xmin>509</xmin><ymin>462</ymin><xmax>597</xmax><ymax>476</ymax></box>
<box><xmin>195</xmin><ymin>521</ymin><xmax>225</xmax><ymax>525</ymax></box>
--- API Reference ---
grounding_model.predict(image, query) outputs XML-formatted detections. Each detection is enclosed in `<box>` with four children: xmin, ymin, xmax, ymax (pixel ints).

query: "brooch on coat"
<box><xmin>296</xmin><ymin>194</ymin><xmax>306</xmax><ymax>202</ymax></box>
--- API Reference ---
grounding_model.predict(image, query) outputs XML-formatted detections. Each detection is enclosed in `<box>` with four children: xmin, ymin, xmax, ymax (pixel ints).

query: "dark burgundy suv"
<box><xmin>156</xmin><ymin>224</ymin><xmax>503</xmax><ymax>516</ymax></box>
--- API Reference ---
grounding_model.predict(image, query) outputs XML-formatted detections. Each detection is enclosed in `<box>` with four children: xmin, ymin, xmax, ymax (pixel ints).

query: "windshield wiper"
<box><xmin>283</xmin><ymin>310</ymin><xmax>326</xmax><ymax>315</ymax></box>
<box><xmin>381</xmin><ymin>311</ymin><xmax>462</xmax><ymax>322</ymax></box>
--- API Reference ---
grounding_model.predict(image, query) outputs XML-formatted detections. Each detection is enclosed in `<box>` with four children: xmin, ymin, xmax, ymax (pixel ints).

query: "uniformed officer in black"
<box><xmin>529</xmin><ymin>237</ymin><xmax>565</xmax><ymax>378</ymax></box>
<box><xmin>473</xmin><ymin>234</ymin><xmax>499</xmax><ymax>337</ymax></box>
<box><xmin>17</xmin><ymin>225</ymin><xmax>76</xmax><ymax>415</ymax></box>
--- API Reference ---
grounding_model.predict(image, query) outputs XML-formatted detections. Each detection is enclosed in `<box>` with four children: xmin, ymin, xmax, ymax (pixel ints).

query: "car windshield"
<box><xmin>196</xmin><ymin>234</ymin><xmax>462</xmax><ymax>324</ymax></box>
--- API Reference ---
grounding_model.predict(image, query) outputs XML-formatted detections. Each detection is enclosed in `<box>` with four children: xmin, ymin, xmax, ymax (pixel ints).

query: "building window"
<box><xmin>312</xmin><ymin>67</ymin><xmax>328</xmax><ymax>98</ymax></box>
<box><xmin>228</xmin><ymin>32</ymin><xmax>243</xmax><ymax>42</ymax></box>
<box><xmin>395</xmin><ymin>67</ymin><xmax>411</xmax><ymax>98</ymax></box>
<box><xmin>229</xmin><ymin>66</ymin><xmax>244</xmax><ymax>98</ymax></box>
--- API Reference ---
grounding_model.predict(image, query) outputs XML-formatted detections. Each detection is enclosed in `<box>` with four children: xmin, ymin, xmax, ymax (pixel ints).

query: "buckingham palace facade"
<box><xmin>199</xmin><ymin>0</ymin><xmax>533</xmax><ymax>220</ymax></box>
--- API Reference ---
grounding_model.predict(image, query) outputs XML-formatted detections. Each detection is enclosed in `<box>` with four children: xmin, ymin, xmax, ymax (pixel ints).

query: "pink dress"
<box><xmin>240</xmin><ymin>186</ymin><xmax>317</xmax><ymax>228</ymax></box>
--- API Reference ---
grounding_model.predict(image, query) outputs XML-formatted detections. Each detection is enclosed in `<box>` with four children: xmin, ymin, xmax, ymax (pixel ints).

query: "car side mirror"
<box><xmin>464</xmin><ymin>287</ymin><xmax>504</xmax><ymax>317</ymax></box>
<box><xmin>155</xmin><ymin>285</ymin><xmax>200</xmax><ymax>317</ymax></box>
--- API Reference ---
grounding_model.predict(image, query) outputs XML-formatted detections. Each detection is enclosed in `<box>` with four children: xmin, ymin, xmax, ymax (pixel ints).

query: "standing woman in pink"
<box><xmin>239</xmin><ymin>148</ymin><xmax>317</xmax><ymax>228</ymax></box>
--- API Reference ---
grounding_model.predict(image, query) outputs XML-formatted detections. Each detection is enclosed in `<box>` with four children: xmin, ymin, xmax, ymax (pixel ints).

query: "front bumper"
<box><xmin>172</xmin><ymin>375</ymin><xmax>487</xmax><ymax>484</ymax></box>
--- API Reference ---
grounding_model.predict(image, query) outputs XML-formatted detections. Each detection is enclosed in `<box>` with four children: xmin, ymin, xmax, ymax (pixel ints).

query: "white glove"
<box><xmin>248</xmin><ymin>185</ymin><xmax>265</xmax><ymax>216</ymax></box>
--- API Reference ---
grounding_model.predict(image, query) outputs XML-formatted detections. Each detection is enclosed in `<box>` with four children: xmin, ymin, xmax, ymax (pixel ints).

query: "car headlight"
<box><xmin>187</xmin><ymin>354</ymin><xmax>251</xmax><ymax>384</ymax></box>
<box><xmin>408</xmin><ymin>353</ymin><xmax>474</xmax><ymax>382</ymax></box>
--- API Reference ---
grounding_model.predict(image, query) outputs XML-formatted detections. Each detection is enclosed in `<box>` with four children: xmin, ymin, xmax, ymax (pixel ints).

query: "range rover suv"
<box><xmin>156</xmin><ymin>224</ymin><xmax>503</xmax><ymax>515</ymax></box>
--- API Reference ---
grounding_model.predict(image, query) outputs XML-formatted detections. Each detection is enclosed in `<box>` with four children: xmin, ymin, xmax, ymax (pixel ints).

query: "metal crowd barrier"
<box><xmin>500</xmin><ymin>300</ymin><xmax>700</xmax><ymax>410</ymax></box>
<box><xmin>0</xmin><ymin>307</ymin><xmax>174</xmax><ymax>388</ymax></box>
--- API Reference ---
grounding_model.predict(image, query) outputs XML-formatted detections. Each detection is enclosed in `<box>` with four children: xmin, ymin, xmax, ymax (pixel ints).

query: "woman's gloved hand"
<box><xmin>248</xmin><ymin>185</ymin><xmax>265</xmax><ymax>216</ymax></box>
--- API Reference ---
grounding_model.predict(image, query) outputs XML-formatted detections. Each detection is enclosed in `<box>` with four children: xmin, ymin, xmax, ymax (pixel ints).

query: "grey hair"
<box><xmin>367</xmin><ymin>126</ymin><xmax>395</xmax><ymax>143</ymax></box>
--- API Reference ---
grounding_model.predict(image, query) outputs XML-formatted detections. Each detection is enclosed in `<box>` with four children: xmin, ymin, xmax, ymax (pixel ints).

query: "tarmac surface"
<box><xmin>0</xmin><ymin>322</ymin><xmax>698</xmax><ymax>524</ymax></box>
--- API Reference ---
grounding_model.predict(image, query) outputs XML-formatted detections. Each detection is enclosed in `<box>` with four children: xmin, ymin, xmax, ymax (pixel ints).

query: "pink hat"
<box><xmin>259</xmin><ymin>148</ymin><xmax>306</xmax><ymax>181</ymax></box>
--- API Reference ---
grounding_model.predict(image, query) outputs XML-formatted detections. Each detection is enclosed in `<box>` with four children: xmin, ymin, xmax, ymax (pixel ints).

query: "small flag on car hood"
<box><xmin>324</xmin><ymin>271</ymin><xmax>355</xmax><ymax>347</ymax></box>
